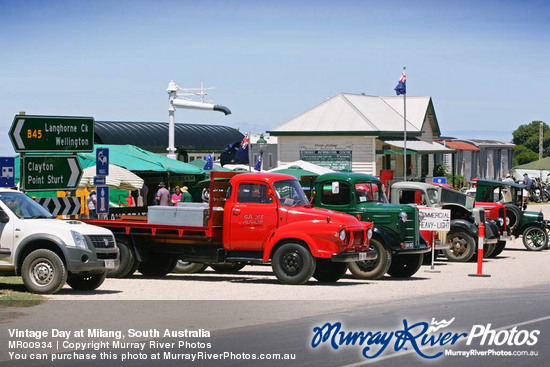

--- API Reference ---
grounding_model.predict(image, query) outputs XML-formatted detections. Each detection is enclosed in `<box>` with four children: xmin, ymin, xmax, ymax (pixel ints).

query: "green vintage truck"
<box><xmin>311</xmin><ymin>172</ymin><xmax>430</xmax><ymax>279</ymax></box>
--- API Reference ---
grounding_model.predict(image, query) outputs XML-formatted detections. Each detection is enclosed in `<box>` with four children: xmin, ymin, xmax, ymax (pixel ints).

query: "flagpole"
<box><xmin>402</xmin><ymin>65</ymin><xmax>407</xmax><ymax>181</ymax></box>
<box><xmin>247</xmin><ymin>131</ymin><xmax>252</xmax><ymax>172</ymax></box>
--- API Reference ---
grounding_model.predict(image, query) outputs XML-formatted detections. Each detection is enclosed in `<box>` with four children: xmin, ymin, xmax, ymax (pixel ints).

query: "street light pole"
<box><xmin>256</xmin><ymin>133</ymin><xmax>267</xmax><ymax>171</ymax></box>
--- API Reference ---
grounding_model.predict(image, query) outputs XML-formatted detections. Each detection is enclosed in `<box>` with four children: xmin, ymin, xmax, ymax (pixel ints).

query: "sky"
<box><xmin>1</xmin><ymin>0</ymin><xmax>549</xmax><ymax>156</ymax></box>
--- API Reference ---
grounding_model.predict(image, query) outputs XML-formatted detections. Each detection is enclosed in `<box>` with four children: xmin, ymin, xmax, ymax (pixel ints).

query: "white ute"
<box><xmin>0</xmin><ymin>188</ymin><xmax>119</xmax><ymax>294</ymax></box>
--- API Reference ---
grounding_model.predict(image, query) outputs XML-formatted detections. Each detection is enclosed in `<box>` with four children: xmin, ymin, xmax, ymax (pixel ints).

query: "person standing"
<box><xmin>86</xmin><ymin>185</ymin><xmax>97</xmax><ymax>219</ymax></box>
<box><xmin>155</xmin><ymin>182</ymin><xmax>170</xmax><ymax>206</ymax></box>
<box><xmin>171</xmin><ymin>186</ymin><xmax>182</xmax><ymax>206</ymax></box>
<box><xmin>180</xmin><ymin>186</ymin><xmax>193</xmax><ymax>203</ymax></box>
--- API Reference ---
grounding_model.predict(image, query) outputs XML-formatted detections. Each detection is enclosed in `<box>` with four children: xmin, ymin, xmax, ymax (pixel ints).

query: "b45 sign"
<box><xmin>9</xmin><ymin>115</ymin><xmax>94</xmax><ymax>153</ymax></box>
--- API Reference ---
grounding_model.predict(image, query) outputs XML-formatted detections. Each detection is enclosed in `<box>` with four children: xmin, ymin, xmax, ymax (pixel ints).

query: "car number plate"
<box><xmin>104</xmin><ymin>260</ymin><xmax>116</xmax><ymax>269</ymax></box>
<box><xmin>358</xmin><ymin>253</ymin><xmax>368</xmax><ymax>260</ymax></box>
<box><xmin>404</xmin><ymin>241</ymin><xmax>414</xmax><ymax>249</ymax></box>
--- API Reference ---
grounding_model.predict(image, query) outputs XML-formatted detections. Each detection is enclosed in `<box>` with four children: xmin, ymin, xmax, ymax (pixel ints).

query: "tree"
<box><xmin>512</xmin><ymin>121</ymin><xmax>550</xmax><ymax>159</ymax></box>
<box><xmin>513</xmin><ymin>145</ymin><xmax>539</xmax><ymax>166</ymax></box>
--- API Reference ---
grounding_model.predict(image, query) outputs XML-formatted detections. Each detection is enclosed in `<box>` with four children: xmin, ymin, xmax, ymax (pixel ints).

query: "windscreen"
<box><xmin>0</xmin><ymin>191</ymin><xmax>54</xmax><ymax>219</ymax></box>
<box><xmin>273</xmin><ymin>179</ymin><xmax>309</xmax><ymax>207</ymax></box>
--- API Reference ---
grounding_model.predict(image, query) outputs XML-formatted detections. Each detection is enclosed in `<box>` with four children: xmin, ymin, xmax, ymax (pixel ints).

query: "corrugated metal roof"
<box><xmin>269</xmin><ymin>94</ymin><xmax>432</xmax><ymax>135</ymax></box>
<box><xmin>440</xmin><ymin>140</ymin><xmax>480</xmax><ymax>151</ymax></box>
<box><xmin>94</xmin><ymin>121</ymin><xmax>244</xmax><ymax>151</ymax></box>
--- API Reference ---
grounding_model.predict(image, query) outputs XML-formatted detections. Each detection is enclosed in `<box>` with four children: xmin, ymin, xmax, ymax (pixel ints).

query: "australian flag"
<box><xmin>254</xmin><ymin>156</ymin><xmax>262</xmax><ymax>171</ymax></box>
<box><xmin>234</xmin><ymin>135</ymin><xmax>250</xmax><ymax>164</ymax></box>
<box><xmin>394</xmin><ymin>69</ymin><xmax>406</xmax><ymax>95</ymax></box>
<box><xmin>203</xmin><ymin>154</ymin><xmax>213</xmax><ymax>170</ymax></box>
<box><xmin>220</xmin><ymin>135</ymin><xmax>250</xmax><ymax>166</ymax></box>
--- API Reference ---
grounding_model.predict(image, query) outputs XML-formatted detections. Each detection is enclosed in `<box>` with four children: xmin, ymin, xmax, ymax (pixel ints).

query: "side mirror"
<box><xmin>332</xmin><ymin>182</ymin><xmax>339</xmax><ymax>194</ymax></box>
<box><xmin>0</xmin><ymin>210</ymin><xmax>9</xmax><ymax>224</ymax></box>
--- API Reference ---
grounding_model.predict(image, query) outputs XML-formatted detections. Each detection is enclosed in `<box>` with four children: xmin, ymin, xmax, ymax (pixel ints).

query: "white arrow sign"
<box><xmin>13</xmin><ymin>119</ymin><xmax>25</xmax><ymax>150</ymax></box>
<box><xmin>67</xmin><ymin>157</ymin><xmax>80</xmax><ymax>187</ymax></box>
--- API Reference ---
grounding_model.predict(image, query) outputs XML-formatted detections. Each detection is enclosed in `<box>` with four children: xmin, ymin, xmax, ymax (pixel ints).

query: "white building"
<box><xmin>269</xmin><ymin>93</ymin><xmax>453</xmax><ymax>181</ymax></box>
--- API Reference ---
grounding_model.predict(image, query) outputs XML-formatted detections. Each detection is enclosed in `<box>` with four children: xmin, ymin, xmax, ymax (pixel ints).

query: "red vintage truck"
<box><xmin>83</xmin><ymin>172</ymin><xmax>375</xmax><ymax>285</ymax></box>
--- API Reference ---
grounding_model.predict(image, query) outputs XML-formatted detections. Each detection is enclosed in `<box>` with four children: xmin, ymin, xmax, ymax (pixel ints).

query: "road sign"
<box><xmin>96</xmin><ymin>185</ymin><xmax>109</xmax><ymax>214</ymax></box>
<box><xmin>94</xmin><ymin>176</ymin><xmax>106</xmax><ymax>185</ymax></box>
<box><xmin>9</xmin><ymin>115</ymin><xmax>94</xmax><ymax>153</ymax></box>
<box><xmin>0</xmin><ymin>157</ymin><xmax>15</xmax><ymax>187</ymax></box>
<box><xmin>34</xmin><ymin>197</ymin><xmax>81</xmax><ymax>216</ymax></box>
<box><xmin>419</xmin><ymin>208</ymin><xmax>451</xmax><ymax>232</ymax></box>
<box><xmin>433</xmin><ymin>177</ymin><xmax>447</xmax><ymax>184</ymax></box>
<box><xmin>23</xmin><ymin>155</ymin><xmax>82</xmax><ymax>191</ymax></box>
<box><xmin>96</xmin><ymin>148</ymin><xmax>109</xmax><ymax>176</ymax></box>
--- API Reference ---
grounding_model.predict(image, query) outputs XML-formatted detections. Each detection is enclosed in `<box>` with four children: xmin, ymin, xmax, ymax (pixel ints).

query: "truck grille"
<box><xmin>86</xmin><ymin>235</ymin><xmax>116</xmax><ymax>249</ymax></box>
<box><xmin>349</xmin><ymin>230</ymin><xmax>365</xmax><ymax>246</ymax></box>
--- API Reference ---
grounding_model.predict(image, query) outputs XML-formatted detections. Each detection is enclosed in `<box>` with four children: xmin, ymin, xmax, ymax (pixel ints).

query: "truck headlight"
<box><xmin>339</xmin><ymin>229</ymin><xmax>346</xmax><ymax>241</ymax></box>
<box><xmin>367</xmin><ymin>228</ymin><xmax>373</xmax><ymax>239</ymax></box>
<box><xmin>399</xmin><ymin>211</ymin><xmax>408</xmax><ymax>222</ymax></box>
<box><xmin>70</xmin><ymin>231</ymin><xmax>88</xmax><ymax>249</ymax></box>
<box><xmin>506</xmin><ymin>217</ymin><xmax>510</xmax><ymax>225</ymax></box>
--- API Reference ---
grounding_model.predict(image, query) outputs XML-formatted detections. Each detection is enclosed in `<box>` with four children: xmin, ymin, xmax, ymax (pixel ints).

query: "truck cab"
<box><xmin>311</xmin><ymin>172</ymin><xmax>429</xmax><ymax>279</ymax></box>
<box><xmin>0</xmin><ymin>188</ymin><xmax>119</xmax><ymax>294</ymax></box>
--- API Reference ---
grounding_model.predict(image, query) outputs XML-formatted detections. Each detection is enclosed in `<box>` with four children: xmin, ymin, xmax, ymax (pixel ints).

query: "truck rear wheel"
<box><xmin>272</xmin><ymin>243</ymin><xmax>316</xmax><ymax>285</ymax></box>
<box><xmin>209</xmin><ymin>263</ymin><xmax>245</xmax><ymax>273</ymax></box>
<box><xmin>138</xmin><ymin>254</ymin><xmax>177</xmax><ymax>277</ymax></box>
<box><xmin>387</xmin><ymin>254</ymin><xmax>423</xmax><ymax>278</ymax></box>
<box><xmin>67</xmin><ymin>272</ymin><xmax>107</xmax><ymax>291</ymax></box>
<box><xmin>21</xmin><ymin>249</ymin><xmax>67</xmax><ymax>294</ymax></box>
<box><xmin>522</xmin><ymin>226</ymin><xmax>548</xmax><ymax>251</ymax></box>
<box><xmin>443</xmin><ymin>231</ymin><xmax>476</xmax><ymax>262</ymax></box>
<box><xmin>313</xmin><ymin>259</ymin><xmax>348</xmax><ymax>283</ymax></box>
<box><xmin>108</xmin><ymin>238</ymin><xmax>138</xmax><ymax>278</ymax></box>
<box><xmin>348</xmin><ymin>238</ymin><xmax>391</xmax><ymax>280</ymax></box>
<box><xmin>173</xmin><ymin>261</ymin><xmax>208</xmax><ymax>274</ymax></box>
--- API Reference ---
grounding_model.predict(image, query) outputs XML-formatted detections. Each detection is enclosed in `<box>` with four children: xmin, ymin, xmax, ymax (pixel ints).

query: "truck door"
<box><xmin>227</xmin><ymin>181</ymin><xmax>278</xmax><ymax>251</ymax></box>
<box><xmin>0</xmin><ymin>204</ymin><xmax>15</xmax><ymax>267</ymax></box>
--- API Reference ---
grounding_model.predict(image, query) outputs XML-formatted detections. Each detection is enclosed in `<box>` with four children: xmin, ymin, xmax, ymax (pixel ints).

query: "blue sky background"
<box><xmin>1</xmin><ymin>0</ymin><xmax>549</xmax><ymax>156</ymax></box>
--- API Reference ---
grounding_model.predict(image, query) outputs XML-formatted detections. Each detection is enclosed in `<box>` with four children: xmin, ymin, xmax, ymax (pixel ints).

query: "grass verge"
<box><xmin>0</xmin><ymin>276</ymin><xmax>45</xmax><ymax>307</ymax></box>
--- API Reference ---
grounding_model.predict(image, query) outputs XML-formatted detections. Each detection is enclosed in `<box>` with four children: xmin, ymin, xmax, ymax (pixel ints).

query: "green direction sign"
<box><xmin>9</xmin><ymin>115</ymin><xmax>94</xmax><ymax>153</ymax></box>
<box><xmin>23</xmin><ymin>155</ymin><xmax>83</xmax><ymax>191</ymax></box>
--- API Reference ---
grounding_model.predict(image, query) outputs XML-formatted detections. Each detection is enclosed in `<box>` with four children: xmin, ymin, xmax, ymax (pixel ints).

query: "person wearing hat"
<box><xmin>155</xmin><ymin>182</ymin><xmax>170</xmax><ymax>206</ymax></box>
<box><xmin>503</xmin><ymin>173</ymin><xmax>514</xmax><ymax>183</ymax></box>
<box><xmin>180</xmin><ymin>186</ymin><xmax>193</xmax><ymax>203</ymax></box>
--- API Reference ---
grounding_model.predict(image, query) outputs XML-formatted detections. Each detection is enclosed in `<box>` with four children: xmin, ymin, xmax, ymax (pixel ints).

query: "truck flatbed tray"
<box><xmin>79</xmin><ymin>219</ymin><xmax>221</xmax><ymax>239</ymax></box>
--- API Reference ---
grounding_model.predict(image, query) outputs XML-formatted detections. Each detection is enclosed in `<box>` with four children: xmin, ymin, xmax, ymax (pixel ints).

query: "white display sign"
<box><xmin>419</xmin><ymin>208</ymin><xmax>451</xmax><ymax>231</ymax></box>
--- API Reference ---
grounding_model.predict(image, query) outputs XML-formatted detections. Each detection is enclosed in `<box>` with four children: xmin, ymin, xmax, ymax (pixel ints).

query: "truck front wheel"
<box><xmin>387</xmin><ymin>254</ymin><xmax>423</xmax><ymax>278</ymax></box>
<box><xmin>272</xmin><ymin>243</ymin><xmax>316</xmax><ymax>285</ymax></box>
<box><xmin>489</xmin><ymin>240</ymin><xmax>506</xmax><ymax>258</ymax></box>
<box><xmin>21</xmin><ymin>249</ymin><xmax>67</xmax><ymax>294</ymax></box>
<box><xmin>313</xmin><ymin>259</ymin><xmax>348</xmax><ymax>283</ymax></box>
<box><xmin>67</xmin><ymin>272</ymin><xmax>107</xmax><ymax>291</ymax></box>
<box><xmin>443</xmin><ymin>231</ymin><xmax>476</xmax><ymax>262</ymax></box>
<box><xmin>348</xmin><ymin>238</ymin><xmax>391</xmax><ymax>280</ymax></box>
